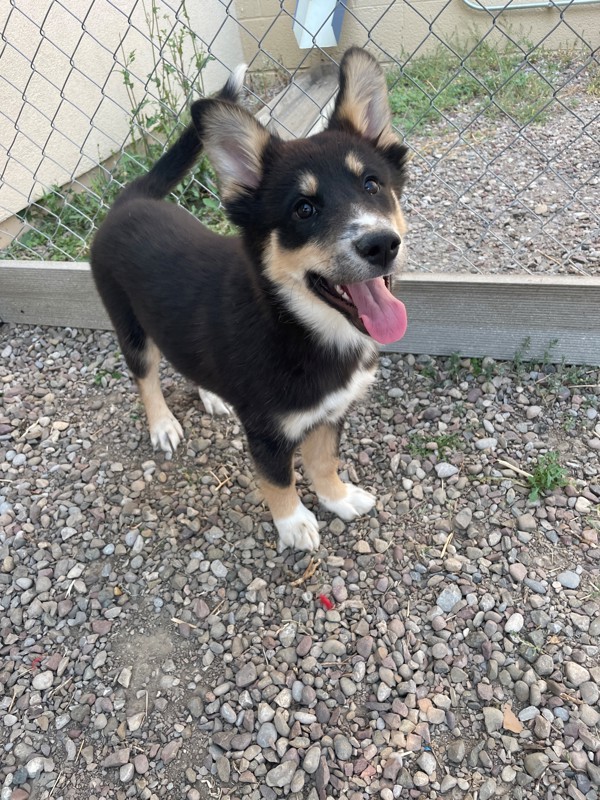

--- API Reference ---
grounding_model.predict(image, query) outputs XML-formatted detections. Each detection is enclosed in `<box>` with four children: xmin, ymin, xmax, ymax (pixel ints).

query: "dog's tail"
<box><xmin>113</xmin><ymin>64</ymin><xmax>247</xmax><ymax>206</ymax></box>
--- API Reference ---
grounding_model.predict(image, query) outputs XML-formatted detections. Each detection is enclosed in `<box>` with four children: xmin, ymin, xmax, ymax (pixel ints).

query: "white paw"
<box><xmin>149</xmin><ymin>412</ymin><xmax>183</xmax><ymax>457</ymax></box>
<box><xmin>198</xmin><ymin>388</ymin><xmax>232</xmax><ymax>416</ymax></box>
<box><xmin>320</xmin><ymin>484</ymin><xmax>376</xmax><ymax>521</ymax></box>
<box><xmin>275</xmin><ymin>502</ymin><xmax>321</xmax><ymax>552</ymax></box>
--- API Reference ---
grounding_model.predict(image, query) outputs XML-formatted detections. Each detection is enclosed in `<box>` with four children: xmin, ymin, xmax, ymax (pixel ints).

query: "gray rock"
<box><xmin>479</xmin><ymin>778</ymin><xmax>497</xmax><ymax>800</ymax></box>
<box><xmin>454</xmin><ymin>508</ymin><xmax>472</xmax><ymax>530</ymax></box>
<box><xmin>447</xmin><ymin>740</ymin><xmax>466</xmax><ymax>763</ymax></box>
<box><xmin>235</xmin><ymin>662</ymin><xmax>257</xmax><ymax>688</ymax></box>
<box><xmin>435</xmin><ymin>462</ymin><xmax>458</xmax><ymax>479</ymax></box>
<box><xmin>557</xmin><ymin>570</ymin><xmax>580</xmax><ymax>589</ymax></box>
<box><xmin>257</xmin><ymin>722</ymin><xmax>277</xmax><ymax>749</ymax></box>
<box><xmin>505</xmin><ymin>612</ymin><xmax>524</xmax><ymax>634</ymax></box>
<box><xmin>333</xmin><ymin>734</ymin><xmax>352</xmax><ymax>761</ymax></box>
<box><xmin>535</xmin><ymin>654</ymin><xmax>554</xmax><ymax>676</ymax></box>
<box><xmin>482</xmin><ymin>706</ymin><xmax>503</xmax><ymax>733</ymax></box>
<box><xmin>216</xmin><ymin>756</ymin><xmax>230</xmax><ymax>783</ymax></box>
<box><xmin>32</xmin><ymin>671</ymin><xmax>53</xmax><ymax>691</ymax></box>
<box><xmin>565</xmin><ymin>661</ymin><xmax>591</xmax><ymax>687</ymax></box>
<box><xmin>210</xmin><ymin>559</ymin><xmax>228</xmax><ymax>578</ymax></box>
<box><xmin>475</xmin><ymin>437</ymin><xmax>497</xmax><ymax>450</ymax></box>
<box><xmin>524</xmin><ymin>752</ymin><xmax>549</xmax><ymax>779</ymax></box>
<box><xmin>303</xmin><ymin>745</ymin><xmax>321</xmax><ymax>774</ymax></box>
<box><xmin>266</xmin><ymin>760</ymin><xmax>297</xmax><ymax>788</ymax></box>
<box><xmin>437</xmin><ymin>584</ymin><xmax>462</xmax><ymax>612</ymax></box>
<box><xmin>417</xmin><ymin>751</ymin><xmax>436</xmax><ymax>775</ymax></box>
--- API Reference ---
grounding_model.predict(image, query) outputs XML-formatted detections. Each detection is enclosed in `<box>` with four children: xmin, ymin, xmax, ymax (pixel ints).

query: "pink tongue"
<box><xmin>345</xmin><ymin>277</ymin><xmax>408</xmax><ymax>344</ymax></box>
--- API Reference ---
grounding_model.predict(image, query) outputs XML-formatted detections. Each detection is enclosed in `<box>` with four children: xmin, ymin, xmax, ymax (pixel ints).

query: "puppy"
<box><xmin>90</xmin><ymin>47</ymin><xmax>408</xmax><ymax>552</ymax></box>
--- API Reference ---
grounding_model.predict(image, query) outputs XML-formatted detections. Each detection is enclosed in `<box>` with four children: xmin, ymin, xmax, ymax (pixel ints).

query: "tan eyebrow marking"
<box><xmin>345</xmin><ymin>151</ymin><xmax>364</xmax><ymax>176</ymax></box>
<box><xmin>298</xmin><ymin>172</ymin><xmax>318</xmax><ymax>196</ymax></box>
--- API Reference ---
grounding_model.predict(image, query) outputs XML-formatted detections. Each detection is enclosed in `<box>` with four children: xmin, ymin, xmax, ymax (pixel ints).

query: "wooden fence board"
<box><xmin>1</xmin><ymin>261</ymin><xmax>599</xmax><ymax>364</ymax></box>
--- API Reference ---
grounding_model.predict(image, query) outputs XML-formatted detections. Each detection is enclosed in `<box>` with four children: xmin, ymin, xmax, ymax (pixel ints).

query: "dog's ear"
<box><xmin>191</xmin><ymin>99</ymin><xmax>272</xmax><ymax>201</ymax></box>
<box><xmin>328</xmin><ymin>47</ymin><xmax>397</xmax><ymax>148</ymax></box>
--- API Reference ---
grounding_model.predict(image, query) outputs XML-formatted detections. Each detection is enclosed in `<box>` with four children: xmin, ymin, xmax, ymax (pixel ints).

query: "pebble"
<box><xmin>437</xmin><ymin>584</ymin><xmax>462</xmax><ymax>612</ymax></box>
<box><xmin>31</xmin><ymin>671</ymin><xmax>53</xmax><ymax>691</ymax></box>
<box><xmin>565</xmin><ymin>662</ymin><xmax>591</xmax><ymax>687</ymax></box>
<box><xmin>557</xmin><ymin>570</ymin><xmax>580</xmax><ymax>589</ymax></box>
<box><xmin>2</xmin><ymin>328</ymin><xmax>599</xmax><ymax>800</ymax></box>
<box><xmin>483</xmin><ymin>707</ymin><xmax>503</xmax><ymax>733</ymax></box>
<box><xmin>266</xmin><ymin>761</ymin><xmax>297</xmax><ymax>787</ymax></box>
<box><xmin>236</xmin><ymin>662</ymin><xmax>257</xmax><ymax>688</ymax></box>
<box><xmin>505</xmin><ymin>612</ymin><xmax>524</xmax><ymax>633</ymax></box>
<box><xmin>435</xmin><ymin>462</ymin><xmax>458</xmax><ymax>479</ymax></box>
<box><xmin>333</xmin><ymin>734</ymin><xmax>353</xmax><ymax>760</ymax></box>
<box><xmin>524</xmin><ymin>752</ymin><xmax>550</xmax><ymax>778</ymax></box>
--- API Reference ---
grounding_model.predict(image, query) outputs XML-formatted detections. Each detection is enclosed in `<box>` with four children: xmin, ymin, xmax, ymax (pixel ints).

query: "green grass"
<box><xmin>407</xmin><ymin>431</ymin><xmax>462</xmax><ymax>458</ymax></box>
<box><xmin>527</xmin><ymin>451</ymin><xmax>569</xmax><ymax>501</ymax></box>
<box><xmin>4</xmin><ymin>144</ymin><xmax>232</xmax><ymax>262</ymax></box>
<box><xmin>388</xmin><ymin>39</ymin><xmax>567</xmax><ymax>134</ymax></box>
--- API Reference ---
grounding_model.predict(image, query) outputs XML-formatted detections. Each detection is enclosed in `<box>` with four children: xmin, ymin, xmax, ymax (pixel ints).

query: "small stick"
<box><xmin>497</xmin><ymin>459</ymin><xmax>533</xmax><ymax>479</ymax></box>
<box><xmin>561</xmin><ymin>692</ymin><xmax>583</xmax><ymax>706</ymax></box>
<box><xmin>290</xmin><ymin>557</ymin><xmax>321</xmax><ymax>587</ymax></box>
<box><xmin>48</xmin><ymin>676</ymin><xmax>72</xmax><ymax>698</ymax></box>
<box><xmin>49</xmin><ymin>770</ymin><xmax>63</xmax><ymax>796</ymax></box>
<box><xmin>171</xmin><ymin>616</ymin><xmax>198</xmax><ymax>629</ymax></box>
<box><xmin>440</xmin><ymin>532</ymin><xmax>454</xmax><ymax>558</ymax></box>
<box><xmin>75</xmin><ymin>738</ymin><xmax>85</xmax><ymax>764</ymax></box>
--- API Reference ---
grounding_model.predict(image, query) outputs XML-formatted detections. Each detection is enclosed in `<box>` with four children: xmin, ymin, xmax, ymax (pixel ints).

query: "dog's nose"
<box><xmin>354</xmin><ymin>230</ymin><xmax>401</xmax><ymax>269</ymax></box>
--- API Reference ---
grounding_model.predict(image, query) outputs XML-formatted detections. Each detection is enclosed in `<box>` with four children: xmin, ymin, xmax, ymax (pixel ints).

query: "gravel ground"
<box><xmin>1</xmin><ymin>323</ymin><xmax>600</xmax><ymax>800</ymax></box>
<box><xmin>403</xmin><ymin>69</ymin><xmax>600</xmax><ymax>277</ymax></box>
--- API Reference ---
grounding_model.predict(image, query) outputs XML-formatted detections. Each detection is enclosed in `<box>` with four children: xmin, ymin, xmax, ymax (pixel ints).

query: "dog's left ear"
<box><xmin>191</xmin><ymin>98</ymin><xmax>273</xmax><ymax>202</ymax></box>
<box><xmin>328</xmin><ymin>47</ymin><xmax>399</xmax><ymax>149</ymax></box>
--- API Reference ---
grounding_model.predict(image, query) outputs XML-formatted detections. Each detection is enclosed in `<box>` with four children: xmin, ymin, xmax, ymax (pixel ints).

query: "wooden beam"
<box><xmin>0</xmin><ymin>261</ymin><xmax>111</xmax><ymax>330</ymax></box>
<box><xmin>1</xmin><ymin>261</ymin><xmax>599</xmax><ymax>365</ymax></box>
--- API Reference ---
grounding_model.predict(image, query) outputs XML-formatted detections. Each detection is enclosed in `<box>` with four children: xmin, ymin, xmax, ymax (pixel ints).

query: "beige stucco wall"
<box><xmin>0</xmin><ymin>0</ymin><xmax>245</xmax><ymax>225</ymax></box>
<box><xmin>235</xmin><ymin>0</ymin><xmax>600</xmax><ymax>72</ymax></box>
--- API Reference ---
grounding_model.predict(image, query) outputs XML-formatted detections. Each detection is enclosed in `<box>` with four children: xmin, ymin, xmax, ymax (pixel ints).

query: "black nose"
<box><xmin>354</xmin><ymin>230</ymin><xmax>401</xmax><ymax>269</ymax></box>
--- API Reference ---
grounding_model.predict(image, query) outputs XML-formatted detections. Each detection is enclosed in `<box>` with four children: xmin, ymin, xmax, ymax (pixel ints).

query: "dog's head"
<box><xmin>192</xmin><ymin>48</ymin><xmax>408</xmax><ymax>349</ymax></box>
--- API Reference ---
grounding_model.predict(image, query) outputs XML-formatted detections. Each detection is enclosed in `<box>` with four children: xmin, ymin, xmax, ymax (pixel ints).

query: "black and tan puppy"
<box><xmin>91</xmin><ymin>48</ymin><xmax>408</xmax><ymax>552</ymax></box>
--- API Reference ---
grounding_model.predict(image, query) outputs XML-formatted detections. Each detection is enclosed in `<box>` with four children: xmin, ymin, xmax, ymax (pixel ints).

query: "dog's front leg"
<box><xmin>247</xmin><ymin>433</ymin><xmax>320</xmax><ymax>552</ymax></box>
<box><xmin>302</xmin><ymin>423</ymin><xmax>376</xmax><ymax>521</ymax></box>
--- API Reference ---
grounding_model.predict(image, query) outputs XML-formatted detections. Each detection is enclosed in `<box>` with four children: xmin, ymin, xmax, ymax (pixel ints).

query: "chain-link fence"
<box><xmin>1</xmin><ymin>0</ymin><xmax>599</xmax><ymax>276</ymax></box>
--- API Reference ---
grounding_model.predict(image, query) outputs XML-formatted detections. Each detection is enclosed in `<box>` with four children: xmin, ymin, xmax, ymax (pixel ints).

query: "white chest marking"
<box><xmin>279</xmin><ymin>367</ymin><xmax>376</xmax><ymax>441</ymax></box>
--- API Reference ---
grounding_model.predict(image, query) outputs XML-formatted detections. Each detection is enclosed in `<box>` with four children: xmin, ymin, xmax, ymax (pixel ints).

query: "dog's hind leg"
<box><xmin>92</xmin><ymin>272</ymin><xmax>182</xmax><ymax>457</ymax></box>
<box><xmin>136</xmin><ymin>340</ymin><xmax>183</xmax><ymax>457</ymax></box>
<box><xmin>198</xmin><ymin>387</ymin><xmax>232</xmax><ymax>416</ymax></box>
<box><xmin>246</xmin><ymin>432</ymin><xmax>320</xmax><ymax>552</ymax></box>
<box><xmin>302</xmin><ymin>423</ymin><xmax>376</xmax><ymax>521</ymax></box>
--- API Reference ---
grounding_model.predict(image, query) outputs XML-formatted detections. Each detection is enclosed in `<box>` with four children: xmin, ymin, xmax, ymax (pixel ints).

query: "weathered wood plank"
<box><xmin>256</xmin><ymin>64</ymin><xmax>338</xmax><ymax>139</ymax></box>
<box><xmin>383</xmin><ymin>272</ymin><xmax>600</xmax><ymax>365</ymax></box>
<box><xmin>0</xmin><ymin>261</ymin><xmax>111</xmax><ymax>330</ymax></box>
<box><xmin>1</xmin><ymin>261</ymin><xmax>599</xmax><ymax>364</ymax></box>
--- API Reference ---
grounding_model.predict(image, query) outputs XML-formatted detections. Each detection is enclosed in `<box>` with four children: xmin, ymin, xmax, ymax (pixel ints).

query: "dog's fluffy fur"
<box><xmin>91</xmin><ymin>48</ymin><xmax>409</xmax><ymax>552</ymax></box>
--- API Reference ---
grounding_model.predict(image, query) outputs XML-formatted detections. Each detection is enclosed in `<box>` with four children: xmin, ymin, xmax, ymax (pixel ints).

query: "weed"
<box><xmin>388</xmin><ymin>38</ymin><xmax>568</xmax><ymax>134</ymax></box>
<box><xmin>513</xmin><ymin>336</ymin><xmax>532</xmax><ymax>378</ymax></box>
<box><xmin>406</xmin><ymin>431</ymin><xmax>461</xmax><ymax>458</ymax></box>
<box><xmin>527</xmin><ymin>451</ymin><xmax>569</xmax><ymax>501</ymax></box>
<box><xmin>432</xmin><ymin>433</ymin><xmax>462</xmax><ymax>455</ymax></box>
<box><xmin>406</xmin><ymin>434</ymin><xmax>430</xmax><ymax>458</ymax></box>
<box><xmin>94</xmin><ymin>368</ymin><xmax>123</xmax><ymax>386</ymax></box>
<box><xmin>447</xmin><ymin>352</ymin><xmax>462</xmax><ymax>381</ymax></box>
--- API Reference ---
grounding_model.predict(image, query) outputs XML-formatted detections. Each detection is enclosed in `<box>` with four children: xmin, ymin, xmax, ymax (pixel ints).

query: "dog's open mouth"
<box><xmin>308</xmin><ymin>273</ymin><xmax>407</xmax><ymax>344</ymax></box>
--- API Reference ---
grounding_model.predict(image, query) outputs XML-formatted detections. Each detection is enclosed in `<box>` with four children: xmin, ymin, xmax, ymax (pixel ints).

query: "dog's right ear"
<box><xmin>191</xmin><ymin>99</ymin><xmax>272</xmax><ymax>203</ymax></box>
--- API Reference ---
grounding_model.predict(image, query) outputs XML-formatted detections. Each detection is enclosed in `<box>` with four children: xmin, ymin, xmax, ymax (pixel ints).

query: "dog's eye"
<box><xmin>294</xmin><ymin>200</ymin><xmax>316</xmax><ymax>220</ymax></box>
<box><xmin>364</xmin><ymin>177</ymin><xmax>380</xmax><ymax>195</ymax></box>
